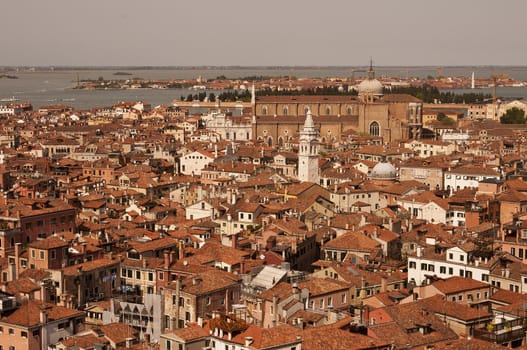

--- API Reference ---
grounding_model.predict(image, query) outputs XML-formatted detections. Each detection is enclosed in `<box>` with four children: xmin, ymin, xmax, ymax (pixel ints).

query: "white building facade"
<box><xmin>408</xmin><ymin>243</ymin><xmax>492</xmax><ymax>287</ymax></box>
<box><xmin>444</xmin><ymin>167</ymin><xmax>500</xmax><ymax>194</ymax></box>
<box><xmin>179</xmin><ymin>150</ymin><xmax>215</xmax><ymax>176</ymax></box>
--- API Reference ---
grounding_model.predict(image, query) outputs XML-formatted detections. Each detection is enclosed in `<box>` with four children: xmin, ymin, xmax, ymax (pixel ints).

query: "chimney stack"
<box><xmin>178</xmin><ymin>240</ymin><xmax>184</xmax><ymax>260</ymax></box>
<box><xmin>40</xmin><ymin>282</ymin><xmax>47</xmax><ymax>302</ymax></box>
<box><xmin>164</xmin><ymin>250</ymin><xmax>170</xmax><ymax>269</ymax></box>
<box><xmin>381</xmin><ymin>275</ymin><xmax>388</xmax><ymax>293</ymax></box>
<box><xmin>245</xmin><ymin>337</ymin><xmax>254</xmax><ymax>347</ymax></box>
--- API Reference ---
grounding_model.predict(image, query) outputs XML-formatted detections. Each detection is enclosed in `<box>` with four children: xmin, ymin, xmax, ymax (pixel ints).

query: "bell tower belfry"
<box><xmin>298</xmin><ymin>109</ymin><xmax>320</xmax><ymax>184</ymax></box>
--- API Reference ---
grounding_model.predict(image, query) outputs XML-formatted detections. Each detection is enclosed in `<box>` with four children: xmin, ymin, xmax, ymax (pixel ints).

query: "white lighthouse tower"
<box><xmin>298</xmin><ymin>109</ymin><xmax>320</xmax><ymax>184</ymax></box>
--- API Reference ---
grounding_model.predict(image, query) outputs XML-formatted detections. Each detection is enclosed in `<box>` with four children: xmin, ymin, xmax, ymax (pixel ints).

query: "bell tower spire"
<box><xmin>368</xmin><ymin>57</ymin><xmax>375</xmax><ymax>80</ymax></box>
<box><xmin>298</xmin><ymin>108</ymin><xmax>320</xmax><ymax>184</ymax></box>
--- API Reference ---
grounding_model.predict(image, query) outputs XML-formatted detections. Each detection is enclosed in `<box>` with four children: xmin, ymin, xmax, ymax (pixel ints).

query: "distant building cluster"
<box><xmin>1</xmin><ymin>66</ymin><xmax>527</xmax><ymax>350</ymax></box>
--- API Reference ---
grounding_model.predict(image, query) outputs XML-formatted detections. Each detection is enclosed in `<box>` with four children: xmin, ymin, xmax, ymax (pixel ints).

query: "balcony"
<box><xmin>473</xmin><ymin>318</ymin><xmax>527</xmax><ymax>345</ymax></box>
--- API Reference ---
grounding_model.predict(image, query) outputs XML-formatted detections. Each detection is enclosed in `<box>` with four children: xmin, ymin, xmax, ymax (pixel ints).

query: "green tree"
<box><xmin>500</xmin><ymin>107</ymin><xmax>526</xmax><ymax>124</ymax></box>
<box><xmin>437</xmin><ymin>112</ymin><xmax>455</xmax><ymax>125</ymax></box>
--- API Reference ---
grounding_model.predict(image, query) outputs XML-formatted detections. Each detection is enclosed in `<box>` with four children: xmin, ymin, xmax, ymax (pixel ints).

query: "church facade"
<box><xmin>251</xmin><ymin>65</ymin><xmax>423</xmax><ymax>146</ymax></box>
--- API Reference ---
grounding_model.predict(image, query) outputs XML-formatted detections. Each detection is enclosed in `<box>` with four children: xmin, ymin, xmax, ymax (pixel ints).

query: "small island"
<box><xmin>0</xmin><ymin>74</ymin><xmax>18</xmax><ymax>79</ymax></box>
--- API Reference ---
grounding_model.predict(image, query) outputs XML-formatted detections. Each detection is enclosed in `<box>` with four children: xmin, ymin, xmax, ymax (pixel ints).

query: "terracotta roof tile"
<box><xmin>0</xmin><ymin>300</ymin><xmax>84</xmax><ymax>327</ymax></box>
<box><xmin>431</xmin><ymin>276</ymin><xmax>489</xmax><ymax>295</ymax></box>
<box><xmin>302</xmin><ymin>327</ymin><xmax>389</xmax><ymax>350</ymax></box>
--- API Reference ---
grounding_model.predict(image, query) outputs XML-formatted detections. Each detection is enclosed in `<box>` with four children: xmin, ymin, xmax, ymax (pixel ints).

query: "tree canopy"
<box><xmin>437</xmin><ymin>112</ymin><xmax>456</xmax><ymax>125</ymax></box>
<box><xmin>500</xmin><ymin>107</ymin><xmax>526</xmax><ymax>124</ymax></box>
<box><xmin>389</xmin><ymin>85</ymin><xmax>491</xmax><ymax>104</ymax></box>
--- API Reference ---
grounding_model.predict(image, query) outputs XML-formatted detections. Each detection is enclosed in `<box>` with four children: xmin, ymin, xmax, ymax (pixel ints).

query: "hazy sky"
<box><xmin>2</xmin><ymin>0</ymin><xmax>526</xmax><ymax>67</ymax></box>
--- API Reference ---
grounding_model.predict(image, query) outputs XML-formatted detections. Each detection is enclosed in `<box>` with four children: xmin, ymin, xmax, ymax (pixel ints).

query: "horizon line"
<box><xmin>2</xmin><ymin>64</ymin><xmax>526</xmax><ymax>69</ymax></box>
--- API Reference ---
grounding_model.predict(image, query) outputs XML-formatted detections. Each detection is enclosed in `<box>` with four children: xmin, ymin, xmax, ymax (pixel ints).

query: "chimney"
<box><xmin>362</xmin><ymin>305</ymin><xmax>370</xmax><ymax>325</ymax></box>
<box><xmin>240</xmin><ymin>258</ymin><xmax>245</xmax><ymax>274</ymax></box>
<box><xmin>40</xmin><ymin>282</ymin><xmax>47</xmax><ymax>302</ymax></box>
<box><xmin>381</xmin><ymin>275</ymin><xmax>388</xmax><ymax>293</ymax></box>
<box><xmin>178</xmin><ymin>240</ymin><xmax>184</xmax><ymax>260</ymax></box>
<box><xmin>245</xmin><ymin>337</ymin><xmax>254</xmax><ymax>347</ymax></box>
<box><xmin>297</xmin><ymin>317</ymin><xmax>303</xmax><ymax>329</ymax></box>
<box><xmin>272</xmin><ymin>295</ymin><xmax>278</xmax><ymax>325</ymax></box>
<box><xmin>291</xmin><ymin>236</ymin><xmax>297</xmax><ymax>254</ymax></box>
<box><xmin>40</xmin><ymin>308</ymin><xmax>48</xmax><ymax>324</ymax></box>
<box><xmin>232</xmin><ymin>232</ymin><xmax>238</xmax><ymax>249</ymax></box>
<box><xmin>292</xmin><ymin>282</ymin><xmax>300</xmax><ymax>300</ymax></box>
<box><xmin>416</xmin><ymin>246</ymin><xmax>423</xmax><ymax>257</ymax></box>
<box><xmin>197</xmin><ymin>317</ymin><xmax>203</xmax><ymax>328</ymax></box>
<box><xmin>164</xmin><ymin>250</ymin><xmax>170</xmax><ymax>269</ymax></box>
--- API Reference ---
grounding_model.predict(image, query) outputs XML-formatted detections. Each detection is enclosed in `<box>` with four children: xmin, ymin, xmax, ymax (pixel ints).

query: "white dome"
<box><xmin>358</xmin><ymin>78</ymin><xmax>383</xmax><ymax>96</ymax></box>
<box><xmin>371</xmin><ymin>161</ymin><xmax>396</xmax><ymax>180</ymax></box>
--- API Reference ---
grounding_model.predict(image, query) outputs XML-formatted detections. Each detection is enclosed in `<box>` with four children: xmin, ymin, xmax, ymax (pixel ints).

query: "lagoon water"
<box><xmin>1</xmin><ymin>66</ymin><xmax>526</xmax><ymax>110</ymax></box>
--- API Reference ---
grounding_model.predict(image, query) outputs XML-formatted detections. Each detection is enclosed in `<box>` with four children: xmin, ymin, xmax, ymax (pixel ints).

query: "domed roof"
<box><xmin>371</xmin><ymin>161</ymin><xmax>397</xmax><ymax>180</ymax></box>
<box><xmin>358</xmin><ymin>78</ymin><xmax>383</xmax><ymax>96</ymax></box>
<box><xmin>358</xmin><ymin>61</ymin><xmax>383</xmax><ymax>96</ymax></box>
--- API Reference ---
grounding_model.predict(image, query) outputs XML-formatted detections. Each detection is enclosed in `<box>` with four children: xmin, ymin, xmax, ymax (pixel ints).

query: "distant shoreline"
<box><xmin>2</xmin><ymin>65</ymin><xmax>527</xmax><ymax>71</ymax></box>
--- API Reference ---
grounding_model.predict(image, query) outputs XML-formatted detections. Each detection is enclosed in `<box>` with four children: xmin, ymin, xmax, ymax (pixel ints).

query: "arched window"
<box><xmin>369</xmin><ymin>121</ymin><xmax>380</xmax><ymax>136</ymax></box>
<box><xmin>282</xmin><ymin>106</ymin><xmax>288</xmax><ymax>116</ymax></box>
<box><xmin>262</xmin><ymin>106</ymin><xmax>268</xmax><ymax>115</ymax></box>
<box><xmin>267</xmin><ymin>137</ymin><xmax>273</xmax><ymax>147</ymax></box>
<box><xmin>325</xmin><ymin>106</ymin><xmax>331</xmax><ymax>115</ymax></box>
<box><xmin>304</xmin><ymin>106</ymin><xmax>309</xmax><ymax>114</ymax></box>
<box><xmin>346</xmin><ymin>106</ymin><xmax>352</xmax><ymax>115</ymax></box>
<box><xmin>277</xmin><ymin>136</ymin><xmax>284</xmax><ymax>147</ymax></box>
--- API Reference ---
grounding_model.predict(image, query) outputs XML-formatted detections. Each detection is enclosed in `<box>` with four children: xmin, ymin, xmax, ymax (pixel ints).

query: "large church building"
<box><xmin>251</xmin><ymin>65</ymin><xmax>423</xmax><ymax>146</ymax></box>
